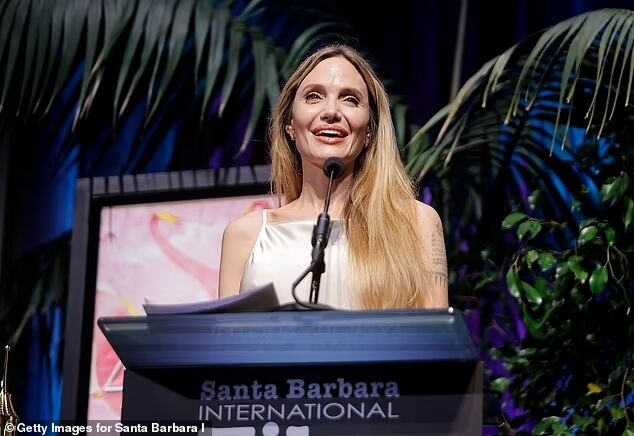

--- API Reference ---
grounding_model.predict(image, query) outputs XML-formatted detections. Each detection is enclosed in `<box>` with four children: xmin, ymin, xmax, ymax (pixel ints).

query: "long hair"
<box><xmin>269</xmin><ymin>45</ymin><xmax>432</xmax><ymax>309</ymax></box>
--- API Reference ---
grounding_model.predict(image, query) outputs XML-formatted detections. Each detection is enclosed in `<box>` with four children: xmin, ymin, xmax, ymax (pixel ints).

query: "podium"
<box><xmin>99</xmin><ymin>309</ymin><xmax>482</xmax><ymax>435</ymax></box>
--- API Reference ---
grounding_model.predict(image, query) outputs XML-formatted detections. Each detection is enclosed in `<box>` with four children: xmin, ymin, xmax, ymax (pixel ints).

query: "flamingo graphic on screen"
<box><xmin>150</xmin><ymin>211</ymin><xmax>219</xmax><ymax>297</ymax></box>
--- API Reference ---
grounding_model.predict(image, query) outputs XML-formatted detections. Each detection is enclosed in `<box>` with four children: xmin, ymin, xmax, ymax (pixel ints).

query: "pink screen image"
<box><xmin>87</xmin><ymin>194</ymin><xmax>275</xmax><ymax>420</ymax></box>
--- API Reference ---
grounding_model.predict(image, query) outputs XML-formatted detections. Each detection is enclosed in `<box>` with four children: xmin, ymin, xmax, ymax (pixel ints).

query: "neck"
<box><xmin>295</xmin><ymin>160</ymin><xmax>354</xmax><ymax>217</ymax></box>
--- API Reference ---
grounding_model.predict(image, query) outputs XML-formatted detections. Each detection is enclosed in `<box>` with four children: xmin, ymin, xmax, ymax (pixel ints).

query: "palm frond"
<box><xmin>0</xmin><ymin>0</ymin><xmax>341</xmax><ymax>146</ymax></box>
<box><xmin>408</xmin><ymin>8</ymin><xmax>634</xmax><ymax>227</ymax></box>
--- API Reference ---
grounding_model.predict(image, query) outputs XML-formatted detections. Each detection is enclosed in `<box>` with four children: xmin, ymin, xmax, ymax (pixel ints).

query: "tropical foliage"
<box><xmin>500</xmin><ymin>177</ymin><xmax>634</xmax><ymax>434</ymax></box>
<box><xmin>0</xmin><ymin>0</ymin><xmax>348</xmax><ymax>154</ymax></box>
<box><xmin>407</xmin><ymin>8</ymin><xmax>634</xmax><ymax>434</ymax></box>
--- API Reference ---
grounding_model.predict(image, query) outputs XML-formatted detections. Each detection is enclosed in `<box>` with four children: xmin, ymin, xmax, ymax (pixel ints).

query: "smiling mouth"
<box><xmin>312</xmin><ymin>129</ymin><xmax>348</xmax><ymax>139</ymax></box>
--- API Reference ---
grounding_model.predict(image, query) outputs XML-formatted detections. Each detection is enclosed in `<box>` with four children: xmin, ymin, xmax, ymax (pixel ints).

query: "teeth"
<box><xmin>316</xmin><ymin>130</ymin><xmax>344</xmax><ymax>137</ymax></box>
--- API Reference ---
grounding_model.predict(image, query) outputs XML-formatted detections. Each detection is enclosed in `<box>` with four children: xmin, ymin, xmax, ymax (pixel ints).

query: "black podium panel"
<box><xmin>100</xmin><ymin>309</ymin><xmax>482</xmax><ymax>435</ymax></box>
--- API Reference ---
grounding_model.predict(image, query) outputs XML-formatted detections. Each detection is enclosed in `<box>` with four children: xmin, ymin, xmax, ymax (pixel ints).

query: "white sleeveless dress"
<box><xmin>239</xmin><ymin>210</ymin><xmax>354</xmax><ymax>309</ymax></box>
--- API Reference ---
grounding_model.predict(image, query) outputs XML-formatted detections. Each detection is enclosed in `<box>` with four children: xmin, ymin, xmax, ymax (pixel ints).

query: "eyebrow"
<box><xmin>299</xmin><ymin>83</ymin><xmax>366</xmax><ymax>100</ymax></box>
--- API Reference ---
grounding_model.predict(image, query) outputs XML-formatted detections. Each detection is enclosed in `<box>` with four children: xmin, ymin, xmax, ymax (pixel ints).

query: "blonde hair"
<box><xmin>269</xmin><ymin>45</ymin><xmax>432</xmax><ymax>309</ymax></box>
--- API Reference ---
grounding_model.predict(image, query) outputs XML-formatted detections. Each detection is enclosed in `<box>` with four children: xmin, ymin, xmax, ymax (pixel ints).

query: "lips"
<box><xmin>311</xmin><ymin>125</ymin><xmax>348</xmax><ymax>138</ymax></box>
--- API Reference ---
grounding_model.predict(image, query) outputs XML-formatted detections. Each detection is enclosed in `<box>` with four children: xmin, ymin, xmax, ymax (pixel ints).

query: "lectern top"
<box><xmin>98</xmin><ymin>309</ymin><xmax>477</xmax><ymax>368</ymax></box>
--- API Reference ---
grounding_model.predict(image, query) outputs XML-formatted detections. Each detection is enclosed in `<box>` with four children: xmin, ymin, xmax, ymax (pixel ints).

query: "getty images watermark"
<box><xmin>3</xmin><ymin>422</ymin><xmax>205</xmax><ymax>435</ymax></box>
<box><xmin>4</xmin><ymin>421</ymin><xmax>308</xmax><ymax>435</ymax></box>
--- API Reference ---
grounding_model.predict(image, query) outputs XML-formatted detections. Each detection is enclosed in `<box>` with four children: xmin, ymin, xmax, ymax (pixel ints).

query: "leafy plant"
<box><xmin>404</xmin><ymin>8</ymin><xmax>634</xmax><ymax>434</ymax></box>
<box><xmin>408</xmin><ymin>8</ymin><xmax>634</xmax><ymax>230</ymax></box>
<box><xmin>499</xmin><ymin>168</ymin><xmax>634</xmax><ymax>434</ymax></box>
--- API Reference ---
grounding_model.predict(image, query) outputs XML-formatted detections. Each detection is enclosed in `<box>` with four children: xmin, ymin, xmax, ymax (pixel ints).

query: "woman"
<box><xmin>219</xmin><ymin>45</ymin><xmax>448</xmax><ymax>309</ymax></box>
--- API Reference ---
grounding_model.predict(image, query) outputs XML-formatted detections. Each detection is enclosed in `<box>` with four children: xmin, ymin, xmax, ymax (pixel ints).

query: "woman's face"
<box><xmin>289</xmin><ymin>56</ymin><xmax>371</xmax><ymax>171</ymax></box>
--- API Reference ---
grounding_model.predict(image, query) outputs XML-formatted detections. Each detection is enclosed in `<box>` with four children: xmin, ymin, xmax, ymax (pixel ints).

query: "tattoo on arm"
<box><xmin>430</xmin><ymin>221</ymin><xmax>448</xmax><ymax>288</ymax></box>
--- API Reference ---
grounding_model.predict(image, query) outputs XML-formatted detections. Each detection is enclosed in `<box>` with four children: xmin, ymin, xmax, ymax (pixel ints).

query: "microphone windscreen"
<box><xmin>323</xmin><ymin>157</ymin><xmax>345</xmax><ymax>180</ymax></box>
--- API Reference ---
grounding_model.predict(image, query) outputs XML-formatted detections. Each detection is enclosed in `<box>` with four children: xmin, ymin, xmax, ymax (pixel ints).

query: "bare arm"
<box><xmin>218</xmin><ymin>211</ymin><xmax>262</xmax><ymax>299</ymax></box>
<box><xmin>417</xmin><ymin>202</ymin><xmax>449</xmax><ymax>308</ymax></box>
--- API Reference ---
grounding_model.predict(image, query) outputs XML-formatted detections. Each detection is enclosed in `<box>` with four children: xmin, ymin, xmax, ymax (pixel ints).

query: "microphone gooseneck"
<box><xmin>291</xmin><ymin>157</ymin><xmax>345</xmax><ymax>310</ymax></box>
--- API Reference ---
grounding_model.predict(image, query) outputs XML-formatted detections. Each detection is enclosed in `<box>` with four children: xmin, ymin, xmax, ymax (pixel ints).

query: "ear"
<box><xmin>364</xmin><ymin>131</ymin><xmax>371</xmax><ymax>148</ymax></box>
<box><xmin>285</xmin><ymin>125</ymin><xmax>295</xmax><ymax>141</ymax></box>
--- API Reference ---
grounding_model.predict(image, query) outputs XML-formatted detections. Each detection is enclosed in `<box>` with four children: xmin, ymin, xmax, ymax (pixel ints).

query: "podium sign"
<box><xmin>99</xmin><ymin>310</ymin><xmax>482</xmax><ymax>435</ymax></box>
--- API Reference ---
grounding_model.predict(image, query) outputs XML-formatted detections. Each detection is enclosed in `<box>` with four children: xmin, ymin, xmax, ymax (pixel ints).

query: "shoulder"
<box><xmin>219</xmin><ymin>210</ymin><xmax>265</xmax><ymax>298</ymax></box>
<box><xmin>413</xmin><ymin>201</ymin><xmax>443</xmax><ymax>231</ymax></box>
<box><xmin>223</xmin><ymin>209</ymin><xmax>264</xmax><ymax>243</ymax></box>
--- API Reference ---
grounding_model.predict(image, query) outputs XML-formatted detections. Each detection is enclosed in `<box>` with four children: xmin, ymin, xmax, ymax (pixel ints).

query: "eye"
<box><xmin>342</xmin><ymin>95</ymin><xmax>360</xmax><ymax>106</ymax></box>
<box><xmin>305</xmin><ymin>92</ymin><xmax>322</xmax><ymax>102</ymax></box>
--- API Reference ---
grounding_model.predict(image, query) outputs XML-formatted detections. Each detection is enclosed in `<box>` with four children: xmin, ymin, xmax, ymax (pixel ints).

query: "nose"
<box><xmin>320</xmin><ymin>98</ymin><xmax>341</xmax><ymax>122</ymax></box>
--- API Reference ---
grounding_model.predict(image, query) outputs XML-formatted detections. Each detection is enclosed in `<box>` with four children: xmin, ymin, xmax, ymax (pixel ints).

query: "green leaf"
<box><xmin>501</xmin><ymin>212</ymin><xmax>528</xmax><ymax>229</ymax></box>
<box><xmin>534</xmin><ymin>277</ymin><xmax>550</xmax><ymax>300</ymax></box>
<box><xmin>568</xmin><ymin>257</ymin><xmax>588</xmax><ymax>284</ymax></box>
<box><xmin>146</xmin><ymin>4</ymin><xmax>174</xmax><ymax>113</ymax></box>
<box><xmin>147</xmin><ymin>0</ymin><xmax>194</xmax><ymax>121</ymax></box>
<box><xmin>75</xmin><ymin>0</ymin><xmax>102</xmax><ymax>124</ymax></box>
<box><xmin>608</xmin><ymin>366</ymin><xmax>625</xmax><ymax>384</ymax></box>
<box><xmin>238</xmin><ymin>31</ymin><xmax>268</xmax><ymax>153</ymax></box>
<box><xmin>16</xmin><ymin>0</ymin><xmax>43</xmax><ymax>113</ymax></box>
<box><xmin>527</xmin><ymin>249</ymin><xmax>539</xmax><ymax>265</ymax></box>
<box><xmin>601</xmin><ymin>173</ymin><xmax>630</xmax><ymax>204</ymax></box>
<box><xmin>522</xmin><ymin>307</ymin><xmax>542</xmax><ymax>338</ymax></box>
<box><xmin>265</xmin><ymin>48</ymin><xmax>280</xmax><ymax>108</ymax></box>
<box><xmin>538</xmin><ymin>252</ymin><xmax>556</xmax><ymax>271</ymax></box>
<box><xmin>81</xmin><ymin>1</ymin><xmax>136</xmax><ymax>115</ymax></box>
<box><xmin>405</xmin><ymin>104</ymin><xmax>450</xmax><ymax>180</ymax></box>
<box><xmin>589</xmin><ymin>266</ymin><xmax>608</xmax><ymax>295</ymax></box>
<box><xmin>610</xmin><ymin>407</ymin><xmax>626</xmax><ymax>420</ymax></box>
<box><xmin>474</xmin><ymin>272</ymin><xmax>497</xmax><ymax>290</ymax></box>
<box><xmin>45</xmin><ymin>0</ymin><xmax>91</xmax><ymax>113</ymax></box>
<box><xmin>517</xmin><ymin>221</ymin><xmax>532</xmax><ymax>240</ymax></box>
<box><xmin>0</xmin><ymin>0</ymin><xmax>30</xmax><ymax>109</ymax></box>
<box><xmin>201</xmin><ymin>8</ymin><xmax>229</xmax><ymax>120</ymax></box>
<box><xmin>571</xmin><ymin>414</ymin><xmax>593</xmax><ymax>428</ymax></box>
<box><xmin>218</xmin><ymin>19</ymin><xmax>246</xmax><ymax>116</ymax></box>
<box><xmin>518</xmin><ymin>348</ymin><xmax>538</xmax><ymax>357</ymax></box>
<box><xmin>26</xmin><ymin>0</ymin><xmax>53</xmax><ymax>114</ymax></box>
<box><xmin>624</xmin><ymin>198</ymin><xmax>634</xmax><ymax>229</ymax></box>
<box><xmin>434</xmin><ymin>57</ymin><xmax>496</xmax><ymax>146</ymax></box>
<box><xmin>0</xmin><ymin>1</ymin><xmax>21</xmax><ymax>80</ymax></box>
<box><xmin>483</xmin><ymin>48</ymin><xmax>515</xmax><ymax>106</ymax></box>
<box><xmin>506</xmin><ymin>267</ymin><xmax>521</xmax><ymax>299</ymax></box>
<box><xmin>517</xmin><ymin>220</ymin><xmax>542</xmax><ymax>240</ymax></box>
<box><xmin>522</xmin><ymin>281</ymin><xmax>543</xmax><ymax>306</ymax></box>
<box><xmin>194</xmin><ymin>0</ymin><xmax>213</xmax><ymax>84</ymax></box>
<box><xmin>112</xmin><ymin>0</ymin><xmax>153</xmax><ymax>119</ymax></box>
<box><xmin>534</xmin><ymin>416</ymin><xmax>560</xmax><ymax>435</ymax></box>
<box><xmin>579</xmin><ymin>218</ymin><xmax>598</xmax><ymax>228</ymax></box>
<box><xmin>605</xmin><ymin>227</ymin><xmax>616</xmax><ymax>245</ymax></box>
<box><xmin>118</xmin><ymin>4</ymin><xmax>168</xmax><ymax>116</ymax></box>
<box><xmin>283</xmin><ymin>21</ymin><xmax>340</xmax><ymax>77</ymax></box>
<box><xmin>490</xmin><ymin>377</ymin><xmax>510</xmax><ymax>393</ymax></box>
<box><xmin>394</xmin><ymin>102</ymin><xmax>407</xmax><ymax>147</ymax></box>
<box><xmin>598</xmin><ymin>417</ymin><xmax>608</xmax><ymax>433</ymax></box>
<box><xmin>555</xmin><ymin>263</ymin><xmax>570</xmax><ymax>280</ymax></box>
<box><xmin>595</xmin><ymin>396</ymin><xmax>613</xmax><ymax>411</ymax></box>
<box><xmin>578</xmin><ymin>225</ymin><xmax>598</xmax><ymax>245</ymax></box>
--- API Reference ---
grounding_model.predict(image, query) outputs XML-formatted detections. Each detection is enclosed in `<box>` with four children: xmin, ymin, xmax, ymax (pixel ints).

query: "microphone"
<box><xmin>288</xmin><ymin>157</ymin><xmax>345</xmax><ymax>310</ymax></box>
<box><xmin>323</xmin><ymin>157</ymin><xmax>345</xmax><ymax>180</ymax></box>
